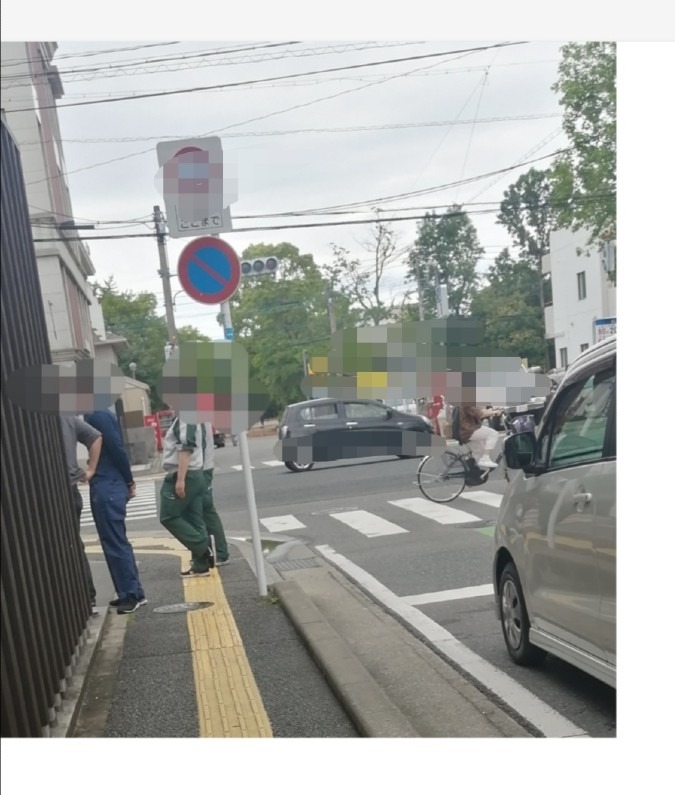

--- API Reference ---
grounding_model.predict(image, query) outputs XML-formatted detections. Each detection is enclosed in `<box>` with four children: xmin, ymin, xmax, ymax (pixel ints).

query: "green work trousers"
<box><xmin>159</xmin><ymin>470</ymin><xmax>210</xmax><ymax>572</ymax></box>
<box><xmin>203</xmin><ymin>469</ymin><xmax>229</xmax><ymax>562</ymax></box>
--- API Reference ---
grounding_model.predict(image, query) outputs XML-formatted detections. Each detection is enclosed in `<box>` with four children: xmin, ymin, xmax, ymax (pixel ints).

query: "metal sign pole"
<box><xmin>213</xmin><ymin>235</ymin><xmax>268</xmax><ymax>597</ymax></box>
<box><xmin>238</xmin><ymin>431</ymin><xmax>268</xmax><ymax>597</ymax></box>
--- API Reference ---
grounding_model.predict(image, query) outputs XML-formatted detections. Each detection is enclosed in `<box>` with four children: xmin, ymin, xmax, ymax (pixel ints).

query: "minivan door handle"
<box><xmin>573</xmin><ymin>491</ymin><xmax>592</xmax><ymax>504</ymax></box>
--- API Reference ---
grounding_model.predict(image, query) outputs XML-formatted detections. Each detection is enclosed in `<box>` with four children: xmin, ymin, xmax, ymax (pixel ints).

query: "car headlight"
<box><xmin>421</xmin><ymin>416</ymin><xmax>433</xmax><ymax>427</ymax></box>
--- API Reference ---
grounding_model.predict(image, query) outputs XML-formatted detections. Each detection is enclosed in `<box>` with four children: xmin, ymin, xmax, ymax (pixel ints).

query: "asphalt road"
<box><xmin>92</xmin><ymin>435</ymin><xmax>616</xmax><ymax>737</ymax></box>
<box><xmin>210</xmin><ymin>435</ymin><xmax>617</xmax><ymax>738</ymax></box>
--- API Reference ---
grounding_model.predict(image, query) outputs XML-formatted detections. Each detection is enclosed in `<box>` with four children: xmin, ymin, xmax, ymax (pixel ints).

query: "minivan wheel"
<box><xmin>284</xmin><ymin>461</ymin><xmax>314</xmax><ymax>472</ymax></box>
<box><xmin>499</xmin><ymin>563</ymin><xmax>547</xmax><ymax>666</ymax></box>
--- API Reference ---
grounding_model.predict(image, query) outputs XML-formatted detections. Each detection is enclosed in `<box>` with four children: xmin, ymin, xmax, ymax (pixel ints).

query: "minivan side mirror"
<box><xmin>385</xmin><ymin>409</ymin><xmax>394</xmax><ymax>419</ymax></box>
<box><xmin>504</xmin><ymin>432</ymin><xmax>537</xmax><ymax>471</ymax></box>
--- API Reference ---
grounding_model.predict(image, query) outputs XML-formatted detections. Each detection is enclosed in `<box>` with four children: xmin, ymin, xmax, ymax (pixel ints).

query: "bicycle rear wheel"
<box><xmin>417</xmin><ymin>451</ymin><xmax>467</xmax><ymax>503</ymax></box>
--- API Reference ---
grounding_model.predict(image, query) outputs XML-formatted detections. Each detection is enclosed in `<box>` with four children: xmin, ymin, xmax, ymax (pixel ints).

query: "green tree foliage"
<box><xmin>549</xmin><ymin>41</ymin><xmax>616</xmax><ymax>247</ymax></box>
<box><xmin>225</xmin><ymin>243</ymin><xmax>353</xmax><ymax>410</ymax></box>
<box><xmin>497</xmin><ymin>167</ymin><xmax>555</xmax><ymax>367</ymax></box>
<box><xmin>93</xmin><ymin>277</ymin><xmax>209</xmax><ymax>410</ymax></box>
<box><xmin>470</xmin><ymin>249</ymin><xmax>547</xmax><ymax>367</ymax></box>
<box><xmin>406</xmin><ymin>206</ymin><xmax>483</xmax><ymax>318</ymax></box>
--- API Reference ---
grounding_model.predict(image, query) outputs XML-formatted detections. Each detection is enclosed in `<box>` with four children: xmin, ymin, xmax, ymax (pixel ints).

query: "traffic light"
<box><xmin>241</xmin><ymin>257</ymin><xmax>278</xmax><ymax>277</ymax></box>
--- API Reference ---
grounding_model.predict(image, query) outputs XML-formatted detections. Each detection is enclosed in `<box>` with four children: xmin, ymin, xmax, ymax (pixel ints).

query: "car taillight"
<box><xmin>281</xmin><ymin>425</ymin><xmax>289</xmax><ymax>438</ymax></box>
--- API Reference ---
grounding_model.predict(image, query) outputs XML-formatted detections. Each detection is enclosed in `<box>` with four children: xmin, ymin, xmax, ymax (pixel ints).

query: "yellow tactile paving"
<box><xmin>85</xmin><ymin>536</ymin><xmax>273</xmax><ymax>738</ymax></box>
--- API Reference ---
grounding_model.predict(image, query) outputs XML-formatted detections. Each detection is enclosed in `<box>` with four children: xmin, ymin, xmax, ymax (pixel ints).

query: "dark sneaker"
<box><xmin>215</xmin><ymin>557</ymin><xmax>230</xmax><ymax>567</ymax></box>
<box><xmin>117</xmin><ymin>597</ymin><xmax>141</xmax><ymax>615</ymax></box>
<box><xmin>109</xmin><ymin>597</ymin><xmax>148</xmax><ymax>608</ymax></box>
<box><xmin>180</xmin><ymin>568</ymin><xmax>210</xmax><ymax>578</ymax></box>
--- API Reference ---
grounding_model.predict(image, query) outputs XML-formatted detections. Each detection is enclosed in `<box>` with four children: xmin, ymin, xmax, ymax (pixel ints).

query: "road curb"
<box><xmin>272</xmin><ymin>579</ymin><xmax>419</xmax><ymax>738</ymax></box>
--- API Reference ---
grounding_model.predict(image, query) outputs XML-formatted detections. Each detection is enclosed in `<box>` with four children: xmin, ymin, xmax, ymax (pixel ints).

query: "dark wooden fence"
<box><xmin>1</xmin><ymin>117</ymin><xmax>91</xmax><ymax>737</ymax></box>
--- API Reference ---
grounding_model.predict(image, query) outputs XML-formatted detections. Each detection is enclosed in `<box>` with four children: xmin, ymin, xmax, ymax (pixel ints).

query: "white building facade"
<box><xmin>543</xmin><ymin>227</ymin><xmax>617</xmax><ymax>370</ymax></box>
<box><xmin>0</xmin><ymin>41</ymin><xmax>97</xmax><ymax>362</ymax></box>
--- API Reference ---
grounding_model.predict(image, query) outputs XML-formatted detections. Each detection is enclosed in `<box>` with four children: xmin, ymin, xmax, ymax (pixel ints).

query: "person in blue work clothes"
<box><xmin>84</xmin><ymin>408</ymin><xmax>147</xmax><ymax>614</ymax></box>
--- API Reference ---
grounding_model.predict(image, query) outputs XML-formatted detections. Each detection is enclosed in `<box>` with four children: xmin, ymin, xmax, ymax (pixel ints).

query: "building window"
<box><xmin>560</xmin><ymin>347</ymin><xmax>568</xmax><ymax>368</ymax></box>
<box><xmin>577</xmin><ymin>271</ymin><xmax>587</xmax><ymax>300</ymax></box>
<box><xmin>580</xmin><ymin>343</ymin><xmax>589</xmax><ymax>353</ymax></box>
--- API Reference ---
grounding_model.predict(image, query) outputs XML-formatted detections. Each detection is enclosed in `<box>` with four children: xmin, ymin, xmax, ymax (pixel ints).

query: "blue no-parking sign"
<box><xmin>177</xmin><ymin>236</ymin><xmax>241</xmax><ymax>305</ymax></box>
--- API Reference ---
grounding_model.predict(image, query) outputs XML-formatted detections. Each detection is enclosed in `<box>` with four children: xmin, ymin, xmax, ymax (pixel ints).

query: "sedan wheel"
<box><xmin>498</xmin><ymin>562</ymin><xmax>547</xmax><ymax>666</ymax></box>
<box><xmin>284</xmin><ymin>461</ymin><xmax>315</xmax><ymax>472</ymax></box>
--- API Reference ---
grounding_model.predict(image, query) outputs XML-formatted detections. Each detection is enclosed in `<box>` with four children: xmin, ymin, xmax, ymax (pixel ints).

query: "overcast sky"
<box><xmin>29</xmin><ymin>39</ymin><xmax>568</xmax><ymax>338</ymax></box>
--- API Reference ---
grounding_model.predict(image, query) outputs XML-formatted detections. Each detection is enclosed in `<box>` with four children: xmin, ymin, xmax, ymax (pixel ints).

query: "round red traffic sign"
<box><xmin>177</xmin><ymin>237</ymin><xmax>241</xmax><ymax>305</ymax></box>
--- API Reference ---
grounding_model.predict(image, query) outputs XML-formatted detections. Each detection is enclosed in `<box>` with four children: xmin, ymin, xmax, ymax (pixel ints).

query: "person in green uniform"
<box><xmin>159</xmin><ymin>417</ymin><xmax>212</xmax><ymax>577</ymax></box>
<box><xmin>201</xmin><ymin>421</ymin><xmax>230</xmax><ymax>566</ymax></box>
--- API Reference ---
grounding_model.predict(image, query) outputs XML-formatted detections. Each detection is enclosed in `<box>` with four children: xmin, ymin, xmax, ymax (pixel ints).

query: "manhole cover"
<box><xmin>153</xmin><ymin>602</ymin><xmax>214</xmax><ymax>614</ymax></box>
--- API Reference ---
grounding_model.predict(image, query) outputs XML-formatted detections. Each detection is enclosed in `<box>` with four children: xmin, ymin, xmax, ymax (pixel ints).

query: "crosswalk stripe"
<box><xmin>388</xmin><ymin>497</ymin><xmax>479</xmax><ymax>525</ymax></box>
<box><xmin>79</xmin><ymin>482</ymin><xmax>158</xmax><ymax>526</ymax></box>
<box><xmin>402</xmin><ymin>584</ymin><xmax>494</xmax><ymax>605</ymax></box>
<box><xmin>262</xmin><ymin>460</ymin><xmax>285</xmax><ymax>467</ymax></box>
<box><xmin>260</xmin><ymin>515</ymin><xmax>306</xmax><ymax>533</ymax></box>
<box><xmin>331</xmin><ymin>510</ymin><xmax>409</xmax><ymax>538</ymax></box>
<box><xmin>458</xmin><ymin>490</ymin><xmax>503</xmax><ymax>509</ymax></box>
<box><xmin>231</xmin><ymin>464</ymin><xmax>255</xmax><ymax>471</ymax></box>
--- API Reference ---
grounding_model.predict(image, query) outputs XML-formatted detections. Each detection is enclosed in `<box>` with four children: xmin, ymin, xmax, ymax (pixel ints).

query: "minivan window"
<box><xmin>299</xmin><ymin>403</ymin><xmax>338</xmax><ymax>421</ymax></box>
<box><xmin>542</xmin><ymin>366</ymin><xmax>615</xmax><ymax>469</ymax></box>
<box><xmin>344</xmin><ymin>402</ymin><xmax>389</xmax><ymax>419</ymax></box>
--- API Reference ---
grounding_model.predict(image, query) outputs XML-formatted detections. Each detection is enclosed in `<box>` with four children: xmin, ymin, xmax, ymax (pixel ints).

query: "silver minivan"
<box><xmin>493</xmin><ymin>336</ymin><xmax>616</xmax><ymax>688</ymax></box>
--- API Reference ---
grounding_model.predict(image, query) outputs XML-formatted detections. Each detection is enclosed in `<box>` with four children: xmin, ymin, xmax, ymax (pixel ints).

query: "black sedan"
<box><xmin>274</xmin><ymin>397</ymin><xmax>445</xmax><ymax>472</ymax></box>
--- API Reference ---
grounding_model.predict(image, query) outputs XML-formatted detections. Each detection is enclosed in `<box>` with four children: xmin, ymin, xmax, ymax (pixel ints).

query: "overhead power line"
<box><xmin>19</xmin><ymin>114</ymin><xmax>561</xmax><ymax>146</ymax></box>
<box><xmin>5</xmin><ymin>41</ymin><xmax>528</xmax><ymax>113</ymax></box>
<box><xmin>20</xmin><ymin>48</ymin><xmax>486</xmax><ymax>186</ymax></box>
<box><xmin>31</xmin><ymin>193</ymin><xmax>611</xmax><ymax>242</ymax></box>
<box><xmin>0</xmin><ymin>41</ymin><xmax>303</xmax><ymax>84</ymax></box>
<box><xmin>0</xmin><ymin>41</ymin><xmax>183</xmax><ymax>69</ymax></box>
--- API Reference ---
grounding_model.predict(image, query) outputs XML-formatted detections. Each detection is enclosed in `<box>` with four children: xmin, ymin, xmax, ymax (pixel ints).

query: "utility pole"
<box><xmin>153</xmin><ymin>205</ymin><xmax>178</xmax><ymax>344</ymax></box>
<box><xmin>416</xmin><ymin>265</ymin><xmax>425</xmax><ymax>321</ymax></box>
<box><xmin>326</xmin><ymin>283</ymin><xmax>337</xmax><ymax>336</ymax></box>
<box><xmin>434</xmin><ymin>269</ymin><xmax>442</xmax><ymax>317</ymax></box>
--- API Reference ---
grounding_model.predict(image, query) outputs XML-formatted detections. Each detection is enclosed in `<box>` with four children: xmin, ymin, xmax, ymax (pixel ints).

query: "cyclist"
<box><xmin>456</xmin><ymin>404</ymin><xmax>502</xmax><ymax>470</ymax></box>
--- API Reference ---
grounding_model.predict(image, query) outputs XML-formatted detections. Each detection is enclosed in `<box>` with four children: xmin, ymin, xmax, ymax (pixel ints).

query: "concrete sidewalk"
<box><xmin>74</xmin><ymin>527</ymin><xmax>534</xmax><ymax>738</ymax></box>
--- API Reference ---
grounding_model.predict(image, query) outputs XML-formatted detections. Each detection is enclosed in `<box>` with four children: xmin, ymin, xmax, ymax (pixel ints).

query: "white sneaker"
<box><xmin>478</xmin><ymin>456</ymin><xmax>498</xmax><ymax>469</ymax></box>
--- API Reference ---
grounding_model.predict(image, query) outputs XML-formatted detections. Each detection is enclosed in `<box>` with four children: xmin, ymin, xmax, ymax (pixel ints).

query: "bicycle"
<box><xmin>416</xmin><ymin>409</ymin><xmax>526</xmax><ymax>504</ymax></box>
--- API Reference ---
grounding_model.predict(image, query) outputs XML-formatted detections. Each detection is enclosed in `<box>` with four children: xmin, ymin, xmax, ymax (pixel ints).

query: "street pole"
<box><xmin>154</xmin><ymin>205</ymin><xmax>178</xmax><ymax>343</ymax></box>
<box><xmin>220</xmin><ymin>299</ymin><xmax>233</xmax><ymax>340</ymax></box>
<box><xmin>215</xmin><ymin>235</ymin><xmax>267</xmax><ymax>598</ymax></box>
<box><xmin>417</xmin><ymin>265</ymin><xmax>425</xmax><ymax>321</ymax></box>
<box><xmin>434</xmin><ymin>270</ymin><xmax>442</xmax><ymax>317</ymax></box>
<box><xmin>326</xmin><ymin>284</ymin><xmax>337</xmax><ymax>336</ymax></box>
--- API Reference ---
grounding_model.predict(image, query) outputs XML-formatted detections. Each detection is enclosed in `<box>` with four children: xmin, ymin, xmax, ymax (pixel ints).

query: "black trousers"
<box><xmin>72</xmin><ymin>484</ymin><xmax>96</xmax><ymax>604</ymax></box>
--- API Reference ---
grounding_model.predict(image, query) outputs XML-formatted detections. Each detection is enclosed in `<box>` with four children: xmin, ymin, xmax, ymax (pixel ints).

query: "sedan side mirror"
<box><xmin>386</xmin><ymin>409</ymin><xmax>394</xmax><ymax>419</ymax></box>
<box><xmin>504</xmin><ymin>432</ymin><xmax>537</xmax><ymax>471</ymax></box>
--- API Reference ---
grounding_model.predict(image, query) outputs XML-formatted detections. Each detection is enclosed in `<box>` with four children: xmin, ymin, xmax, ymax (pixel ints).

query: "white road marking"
<box><xmin>79</xmin><ymin>482</ymin><xmax>158</xmax><ymax>527</ymax></box>
<box><xmin>315</xmin><ymin>544</ymin><xmax>588</xmax><ymax>738</ymax></box>
<box><xmin>403</xmin><ymin>584</ymin><xmax>494</xmax><ymax>605</ymax></box>
<box><xmin>262</xmin><ymin>460</ymin><xmax>285</xmax><ymax>467</ymax></box>
<box><xmin>458</xmin><ymin>490</ymin><xmax>503</xmax><ymax>509</ymax></box>
<box><xmin>231</xmin><ymin>464</ymin><xmax>255</xmax><ymax>471</ymax></box>
<box><xmin>260</xmin><ymin>515</ymin><xmax>306</xmax><ymax>533</ymax></box>
<box><xmin>331</xmin><ymin>510</ymin><xmax>409</xmax><ymax>538</ymax></box>
<box><xmin>389</xmin><ymin>497</ymin><xmax>479</xmax><ymax>525</ymax></box>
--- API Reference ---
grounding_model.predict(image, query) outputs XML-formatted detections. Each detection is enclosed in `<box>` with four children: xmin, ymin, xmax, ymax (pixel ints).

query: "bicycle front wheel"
<box><xmin>417</xmin><ymin>451</ymin><xmax>467</xmax><ymax>503</ymax></box>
